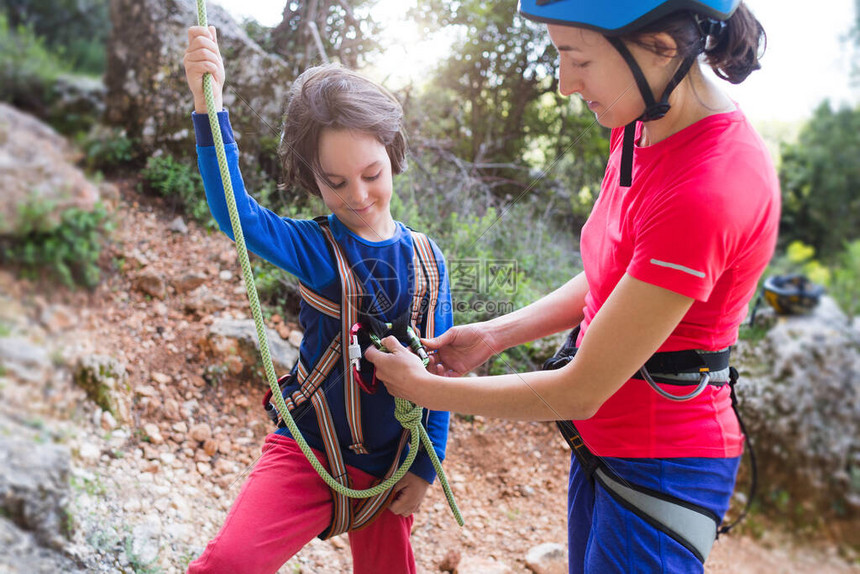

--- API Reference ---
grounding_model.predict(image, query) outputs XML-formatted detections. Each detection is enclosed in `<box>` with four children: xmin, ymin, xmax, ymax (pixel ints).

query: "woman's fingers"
<box><xmin>421</xmin><ymin>329</ymin><xmax>453</xmax><ymax>351</ymax></box>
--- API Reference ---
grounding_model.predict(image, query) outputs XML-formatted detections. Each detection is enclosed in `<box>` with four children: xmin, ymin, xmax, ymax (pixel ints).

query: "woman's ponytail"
<box><xmin>704</xmin><ymin>3</ymin><xmax>767</xmax><ymax>84</ymax></box>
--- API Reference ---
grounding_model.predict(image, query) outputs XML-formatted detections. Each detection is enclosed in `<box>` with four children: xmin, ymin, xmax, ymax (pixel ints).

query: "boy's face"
<box><xmin>315</xmin><ymin>128</ymin><xmax>396</xmax><ymax>241</ymax></box>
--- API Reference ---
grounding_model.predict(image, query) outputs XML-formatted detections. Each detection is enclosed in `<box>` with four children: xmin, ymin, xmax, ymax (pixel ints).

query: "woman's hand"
<box><xmin>387</xmin><ymin>472</ymin><xmax>431</xmax><ymax>517</ymax></box>
<box><xmin>365</xmin><ymin>336</ymin><xmax>433</xmax><ymax>404</ymax></box>
<box><xmin>422</xmin><ymin>323</ymin><xmax>499</xmax><ymax>377</ymax></box>
<box><xmin>184</xmin><ymin>26</ymin><xmax>224</xmax><ymax>114</ymax></box>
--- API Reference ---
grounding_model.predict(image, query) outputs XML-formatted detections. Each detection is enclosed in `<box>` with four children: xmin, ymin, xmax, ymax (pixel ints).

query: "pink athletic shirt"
<box><xmin>575</xmin><ymin>109</ymin><xmax>780</xmax><ymax>458</ymax></box>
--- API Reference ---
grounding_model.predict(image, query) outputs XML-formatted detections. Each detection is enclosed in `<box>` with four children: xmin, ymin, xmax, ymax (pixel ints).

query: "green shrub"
<box><xmin>0</xmin><ymin>13</ymin><xmax>70</xmax><ymax>111</ymax></box>
<box><xmin>391</xmin><ymin>157</ymin><xmax>580</xmax><ymax>373</ymax></box>
<box><xmin>1</xmin><ymin>201</ymin><xmax>112</xmax><ymax>288</ymax></box>
<box><xmin>79</xmin><ymin>126</ymin><xmax>138</xmax><ymax>173</ymax></box>
<box><xmin>830</xmin><ymin>240</ymin><xmax>860</xmax><ymax>317</ymax></box>
<box><xmin>79</xmin><ymin>126</ymin><xmax>137</xmax><ymax>173</ymax></box>
<box><xmin>1</xmin><ymin>0</ymin><xmax>110</xmax><ymax>76</ymax></box>
<box><xmin>139</xmin><ymin>155</ymin><xmax>211</xmax><ymax>224</ymax></box>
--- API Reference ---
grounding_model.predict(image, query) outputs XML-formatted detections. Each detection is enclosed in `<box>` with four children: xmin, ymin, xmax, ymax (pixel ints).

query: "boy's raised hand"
<box><xmin>184</xmin><ymin>25</ymin><xmax>224</xmax><ymax>114</ymax></box>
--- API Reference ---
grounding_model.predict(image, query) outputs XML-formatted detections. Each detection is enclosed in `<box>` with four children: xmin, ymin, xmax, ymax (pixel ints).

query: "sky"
<box><xmin>213</xmin><ymin>0</ymin><xmax>858</xmax><ymax>123</ymax></box>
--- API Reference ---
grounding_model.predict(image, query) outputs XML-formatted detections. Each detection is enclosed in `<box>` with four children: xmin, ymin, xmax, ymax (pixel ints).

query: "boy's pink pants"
<box><xmin>187</xmin><ymin>433</ymin><xmax>416</xmax><ymax>574</ymax></box>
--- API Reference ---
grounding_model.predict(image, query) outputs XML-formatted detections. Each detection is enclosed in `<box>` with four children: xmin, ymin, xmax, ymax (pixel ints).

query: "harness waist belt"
<box><xmin>632</xmin><ymin>348</ymin><xmax>731</xmax><ymax>385</ymax></box>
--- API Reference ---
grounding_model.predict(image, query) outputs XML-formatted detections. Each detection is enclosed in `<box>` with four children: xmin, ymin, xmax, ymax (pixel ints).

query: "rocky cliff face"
<box><xmin>105</xmin><ymin>0</ymin><xmax>293</xmax><ymax>163</ymax></box>
<box><xmin>735</xmin><ymin>298</ymin><xmax>860</xmax><ymax>537</ymax></box>
<box><xmin>0</xmin><ymin>103</ymin><xmax>101</xmax><ymax>235</ymax></box>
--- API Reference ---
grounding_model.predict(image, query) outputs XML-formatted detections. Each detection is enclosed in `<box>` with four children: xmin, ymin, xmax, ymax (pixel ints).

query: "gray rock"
<box><xmin>167</xmin><ymin>216</ymin><xmax>188</xmax><ymax>234</ymax></box>
<box><xmin>0</xmin><ymin>517</ymin><xmax>86</xmax><ymax>573</ymax></box>
<box><xmin>0</xmin><ymin>437</ymin><xmax>73</xmax><ymax>550</ymax></box>
<box><xmin>184</xmin><ymin>286</ymin><xmax>229</xmax><ymax>315</ymax></box>
<box><xmin>735</xmin><ymin>296</ymin><xmax>860</xmax><ymax>518</ymax></box>
<box><xmin>0</xmin><ymin>337</ymin><xmax>50</xmax><ymax>369</ymax></box>
<box><xmin>207</xmin><ymin>317</ymin><xmax>299</xmax><ymax>375</ymax></box>
<box><xmin>457</xmin><ymin>555</ymin><xmax>513</xmax><ymax>574</ymax></box>
<box><xmin>0</xmin><ymin>337</ymin><xmax>51</xmax><ymax>383</ymax></box>
<box><xmin>72</xmin><ymin>355</ymin><xmax>130</xmax><ymax>421</ymax></box>
<box><xmin>525</xmin><ymin>542</ymin><xmax>567</xmax><ymax>574</ymax></box>
<box><xmin>0</xmin><ymin>103</ymin><xmax>100</xmax><ymax>236</ymax></box>
<box><xmin>104</xmin><ymin>0</ymin><xmax>293</xmax><ymax>162</ymax></box>
<box><xmin>127</xmin><ymin>517</ymin><xmax>162</xmax><ymax>569</ymax></box>
<box><xmin>172</xmin><ymin>272</ymin><xmax>207</xmax><ymax>294</ymax></box>
<box><xmin>133</xmin><ymin>270</ymin><xmax>167</xmax><ymax>300</ymax></box>
<box><xmin>48</xmin><ymin>74</ymin><xmax>107</xmax><ymax>134</ymax></box>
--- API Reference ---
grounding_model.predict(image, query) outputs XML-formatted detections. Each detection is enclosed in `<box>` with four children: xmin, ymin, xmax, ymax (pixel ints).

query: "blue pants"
<box><xmin>567</xmin><ymin>454</ymin><xmax>741</xmax><ymax>574</ymax></box>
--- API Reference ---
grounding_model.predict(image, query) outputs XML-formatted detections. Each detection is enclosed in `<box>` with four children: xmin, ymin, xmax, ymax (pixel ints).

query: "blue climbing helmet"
<box><xmin>518</xmin><ymin>0</ymin><xmax>741</xmax><ymax>187</ymax></box>
<box><xmin>517</xmin><ymin>0</ymin><xmax>740</xmax><ymax>35</ymax></box>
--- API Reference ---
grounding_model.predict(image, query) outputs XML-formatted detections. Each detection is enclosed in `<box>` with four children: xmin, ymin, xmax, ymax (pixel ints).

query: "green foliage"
<box><xmin>392</xmin><ymin>153</ymin><xmax>580</xmax><ymax>373</ymax></box>
<box><xmin>830</xmin><ymin>240</ymin><xmax>860</xmax><ymax>317</ymax></box>
<box><xmin>409</xmin><ymin>0</ymin><xmax>555</xmax><ymax>163</ymax></box>
<box><xmin>253</xmin><ymin>261</ymin><xmax>303</xmax><ymax>317</ymax></box>
<box><xmin>1</xmin><ymin>201</ymin><xmax>111</xmax><ymax>288</ymax></box>
<box><xmin>0</xmin><ymin>0</ymin><xmax>110</xmax><ymax>75</ymax></box>
<box><xmin>0</xmin><ymin>13</ymin><xmax>71</xmax><ymax>111</ymax></box>
<box><xmin>71</xmin><ymin>473</ymin><xmax>107</xmax><ymax>496</ymax></box>
<box><xmin>737</xmin><ymin>321</ymin><xmax>769</xmax><ymax>343</ymax></box>
<box><xmin>778</xmin><ymin>102</ymin><xmax>860</xmax><ymax>259</ymax></box>
<box><xmin>139</xmin><ymin>156</ymin><xmax>211</xmax><ymax>225</ymax></box>
<box><xmin>406</xmin><ymin>0</ymin><xmax>608</xmax><ymax>207</ymax></box>
<box><xmin>783</xmin><ymin>240</ymin><xmax>832</xmax><ymax>286</ymax></box>
<box><xmin>79</xmin><ymin>127</ymin><xmax>138</xmax><ymax>173</ymax></box>
<box><xmin>261</xmin><ymin>0</ymin><xmax>382</xmax><ymax>75</ymax></box>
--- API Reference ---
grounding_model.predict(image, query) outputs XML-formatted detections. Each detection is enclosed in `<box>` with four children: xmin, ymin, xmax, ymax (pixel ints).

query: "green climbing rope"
<box><xmin>194</xmin><ymin>0</ymin><xmax>462</xmax><ymax>525</ymax></box>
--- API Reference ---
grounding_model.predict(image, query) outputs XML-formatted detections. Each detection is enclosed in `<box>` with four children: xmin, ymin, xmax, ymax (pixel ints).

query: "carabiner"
<box><xmin>349</xmin><ymin>322</ymin><xmax>379</xmax><ymax>394</ymax></box>
<box><xmin>639</xmin><ymin>366</ymin><xmax>710</xmax><ymax>402</ymax></box>
<box><xmin>405</xmin><ymin>326</ymin><xmax>430</xmax><ymax>366</ymax></box>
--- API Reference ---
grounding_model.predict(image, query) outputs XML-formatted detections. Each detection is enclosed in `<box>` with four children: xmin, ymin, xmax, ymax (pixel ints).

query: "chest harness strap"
<box><xmin>263</xmin><ymin>218</ymin><xmax>446</xmax><ymax>538</ymax></box>
<box><xmin>544</xmin><ymin>327</ymin><xmax>757</xmax><ymax>563</ymax></box>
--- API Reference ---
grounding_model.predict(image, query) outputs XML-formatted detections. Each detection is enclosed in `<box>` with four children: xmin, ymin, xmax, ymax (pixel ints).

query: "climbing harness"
<box><xmin>543</xmin><ymin>326</ymin><xmax>757</xmax><ymax>563</ymax></box>
<box><xmin>260</xmin><ymin>217</ymin><xmax>450</xmax><ymax>537</ymax></box>
<box><xmin>348</xmin><ymin>321</ymin><xmax>429</xmax><ymax>395</ymax></box>
<box><xmin>518</xmin><ymin>0</ymin><xmax>739</xmax><ymax>187</ymax></box>
<box><xmin>194</xmin><ymin>0</ymin><xmax>462</xmax><ymax>538</ymax></box>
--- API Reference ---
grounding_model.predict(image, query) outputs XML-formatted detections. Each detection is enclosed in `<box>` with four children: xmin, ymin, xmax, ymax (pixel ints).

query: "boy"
<box><xmin>184</xmin><ymin>25</ymin><xmax>453</xmax><ymax>574</ymax></box>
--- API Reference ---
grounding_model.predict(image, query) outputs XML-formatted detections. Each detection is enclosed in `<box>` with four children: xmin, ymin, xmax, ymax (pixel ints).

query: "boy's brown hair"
<box><xmin>279</xmin><ymin>63</ymin><xmax>408</xmax><ymax>196</ymax></box>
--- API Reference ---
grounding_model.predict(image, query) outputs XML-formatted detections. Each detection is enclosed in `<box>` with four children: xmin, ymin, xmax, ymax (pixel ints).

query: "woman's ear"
<box><xmin>638</xmin><ymin>32</ymin><xmax>679</xmax><ymax>65</ymax></box>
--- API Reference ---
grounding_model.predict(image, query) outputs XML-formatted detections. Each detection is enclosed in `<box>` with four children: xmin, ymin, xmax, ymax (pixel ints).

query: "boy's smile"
<box><xmin>315</xmin><ymin>128</ymin><xmax>397</xmax><ymax>241</ymax></box>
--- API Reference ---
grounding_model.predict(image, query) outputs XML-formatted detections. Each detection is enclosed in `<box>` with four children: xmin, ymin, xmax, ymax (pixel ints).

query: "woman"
<box><xmin>367</xmin><ymin>0</ymin><xmax>780</xmax><ymax>572</ymax></box>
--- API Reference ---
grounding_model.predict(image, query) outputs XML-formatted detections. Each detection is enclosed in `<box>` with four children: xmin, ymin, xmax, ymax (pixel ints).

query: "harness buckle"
<box><xmin>348</xmin><ymin>331</ymin><xmax>362</xmax><ymax>371</ymax></box>
<box><xmin>350</xmin><ymin>323</ymin><xmax>379</xmax><ymax>394</ymax></box>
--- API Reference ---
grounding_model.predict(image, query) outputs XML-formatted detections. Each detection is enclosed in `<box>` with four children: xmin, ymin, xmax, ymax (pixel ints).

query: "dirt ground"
<box><xmin>4</xmin><ymin>180</ymin><xmax>859</xmax><ymax>573</ymax></box>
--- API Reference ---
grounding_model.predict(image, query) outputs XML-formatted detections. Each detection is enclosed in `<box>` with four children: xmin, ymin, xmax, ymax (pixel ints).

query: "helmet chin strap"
<box><xmin>606</xmin><ymin>36</ymin><xmax>702</xmax><ymax>187</ymax></box>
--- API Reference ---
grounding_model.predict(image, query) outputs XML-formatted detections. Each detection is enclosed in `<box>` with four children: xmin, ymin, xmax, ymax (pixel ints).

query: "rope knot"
<box><xmin>393</xmin><ymin>398</ymin><xmax>422</xmax><ymax>428</ymax></box>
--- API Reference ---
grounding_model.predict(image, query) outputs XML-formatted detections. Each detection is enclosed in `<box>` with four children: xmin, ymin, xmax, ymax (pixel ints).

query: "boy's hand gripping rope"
<box><xmin>194</xmin><ymin>0</ymin><xmax>462</xmax><ymax>527</ymax></box>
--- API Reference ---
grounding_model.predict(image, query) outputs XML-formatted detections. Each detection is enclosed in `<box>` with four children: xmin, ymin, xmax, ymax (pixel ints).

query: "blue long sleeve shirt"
<box><xmin>193</xmin><ymin>111</ymin><xmax>452</xmax><ymax>482</ymax></box>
